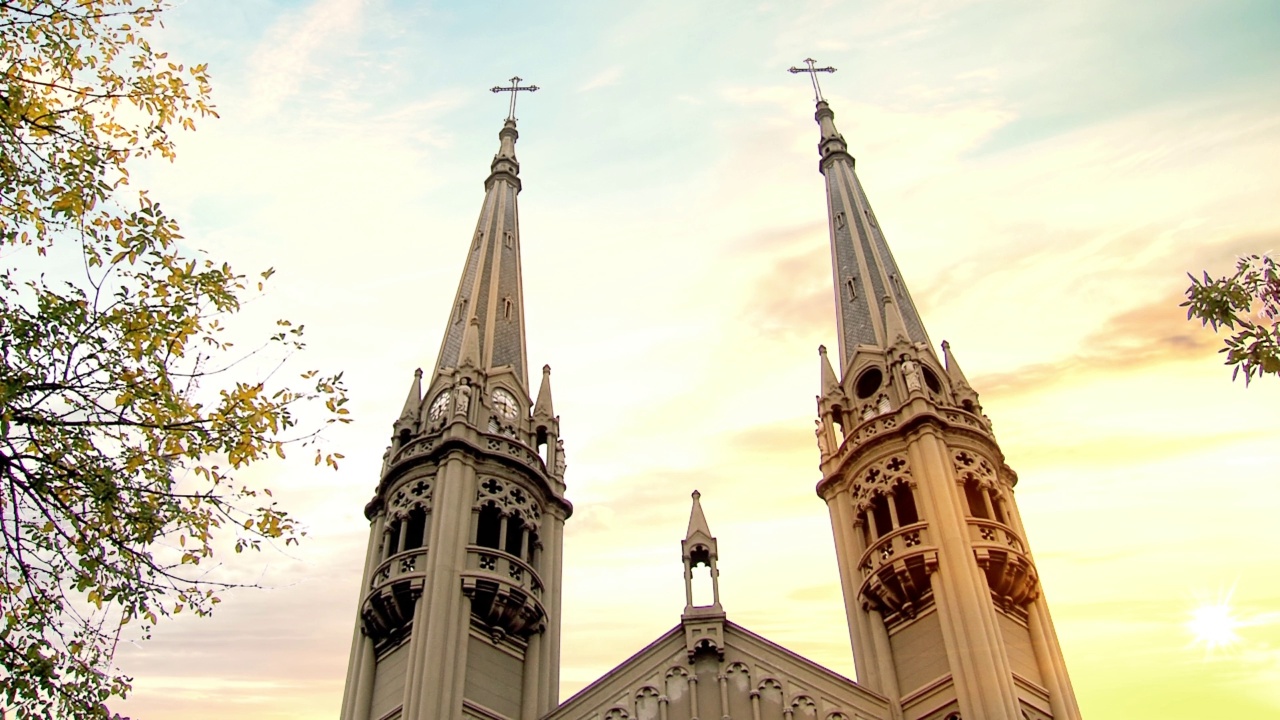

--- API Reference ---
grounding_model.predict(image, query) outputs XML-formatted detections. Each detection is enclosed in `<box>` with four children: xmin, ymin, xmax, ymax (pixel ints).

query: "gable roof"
<box><xmin>544</xmin><ymin>620</ymin><xmax>889</xmax><ymax>720</ymax></box>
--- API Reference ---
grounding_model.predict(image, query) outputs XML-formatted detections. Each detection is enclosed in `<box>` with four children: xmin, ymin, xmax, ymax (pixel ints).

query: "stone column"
<box><xmin>908</xmin><ymin>428</ymin><xmax>1020</xmax><ymax>720</ymax></box>
<box><xmin>825</xmin><ymin>491</ymin><xmax>880</xmax><ymax>692</ymax></box>
<box><xmin>1003</xmin><ymin>488</ymin><xmax>1082</xmax><ymax>720</ymax></box>
<box><xmin>520</xmin><ymin>632</ymin><xmax>543</xmax><ymax>720</ymax></box>
<box><xmin>340</xmin><ymin>510</ymin><xmax>385</xmax><ymax>720</ymax></box>
<box><xmin>688</xmin><ymin>675</ymin><xmax>699</xmax><ymax>720</ymax></box>
<box><xmin>404</xmin><ymin>456</ymin><xmax>475</xmax><ymax>720</ymax></box>
<box><xmin>538</xmin><ymin>505</ymin><xmax>567</xmax><ymax>715</ymax></box>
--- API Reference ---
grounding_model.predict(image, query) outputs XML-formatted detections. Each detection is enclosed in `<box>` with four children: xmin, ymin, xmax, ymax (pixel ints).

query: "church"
<box><xmin>336</xmin><ymin>69</ymin><xmax>1081</xmax><ymax>720</ymax></box>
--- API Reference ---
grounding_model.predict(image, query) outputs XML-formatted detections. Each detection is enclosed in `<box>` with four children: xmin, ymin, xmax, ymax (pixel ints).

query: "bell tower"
<box><xmin>339</xmin><ymin>91</ymin><xmax>571</xmax><ymax>720</ymax></box>
<box><xmin>793</xmin><ymin>68</ymin><xmax>1081</xmax><ymax>720</ymax></box>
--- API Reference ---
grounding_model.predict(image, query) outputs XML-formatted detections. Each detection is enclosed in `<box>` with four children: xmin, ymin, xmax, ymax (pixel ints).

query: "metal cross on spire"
<box><xmin>490</xmin><ymin>76</ymin><xmax>540</xmax><ymax>121</ymax></box>
<box><xmin>788</xmin><ymin>58</ymin><xmax>837</xmax><ymax>103</ymax></box>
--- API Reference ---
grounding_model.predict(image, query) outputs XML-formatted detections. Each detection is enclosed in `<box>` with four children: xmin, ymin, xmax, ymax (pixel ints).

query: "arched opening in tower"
<box><xmin>405</xmin><ymin>507</ymin><xmax>427</xmax><ymax>550</ymax></box>
<box><xmin>477</xmin><ymin>504</ymin><xmax>502</xmax><ymax>549</ymax></box>
<box><xmin>689</xmin><ymin>546</ymin><xmax>714</xmax><ymax>607</ymax></box>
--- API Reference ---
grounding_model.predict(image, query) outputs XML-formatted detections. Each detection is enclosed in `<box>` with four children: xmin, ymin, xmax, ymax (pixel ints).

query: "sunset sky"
<box><xmin>102</xmin><ymin>1</ymin><xmax>1280</xmax><ymax>718</ymax></box>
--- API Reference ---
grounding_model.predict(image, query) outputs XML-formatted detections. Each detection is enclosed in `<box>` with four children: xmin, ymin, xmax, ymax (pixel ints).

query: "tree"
<box><xmin>0</xmin><ymin>2</ymin><xmax>348</xmax><ymax>717</ymax></box>
<box><xmin>1183</xmin><ymin>253</ymin><xmax>1280</xmax><ymax>385</ymax></box>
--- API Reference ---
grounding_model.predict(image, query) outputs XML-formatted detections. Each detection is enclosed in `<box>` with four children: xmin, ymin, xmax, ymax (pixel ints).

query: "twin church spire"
<box><xmin>344</xmin><ymin>67</ymin><xmax>1079</xmax><ymax>720</ymax></box>
<box><xmin>342</xmin><ymin>84</ymin><xmax>570</xmax><ymax>720</ymax></box>
<box><xmin>800</xmin><ymin>61</ymin><xmax>1081</xmax><ymax>720</ymax></box>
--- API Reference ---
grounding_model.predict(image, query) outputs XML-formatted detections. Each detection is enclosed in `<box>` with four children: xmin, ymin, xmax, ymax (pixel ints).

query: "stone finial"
<box><xmin>398</xmin><ymin>368</ymin><xmax>423</xmax><ymax>422</ymax></box>
<box><xmin>685</xmin><ymin>490</ymin><xmax>713</xmax><ymax>543</ymax></box>
<box><xmin>819</xmin><ymin>344</ymin><xmax>840</xmax><ymax>396</ymax></box>
<box><xmin>533</xmin><ymin>364</ymin><xmax>554</xmax><ymax>419</ymax></box>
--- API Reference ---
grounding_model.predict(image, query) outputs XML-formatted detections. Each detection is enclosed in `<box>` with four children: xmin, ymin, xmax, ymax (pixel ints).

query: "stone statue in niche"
<box><xmin>455</xmin><ymin>378</ymin><xmax>472</xmax><ymax>416</ymax></box>
<box><xmin>815</xmin><ymin>419</ymin><xmax>834</xmax><ymax>456</ymax></box>
<box><xmin>554</xmin><ymin>438</ymin><xmax>567</xmax><ymax>475</ymax></box>
<box><xmin>900</xmin><ymin>355</ymin><xmax>921</xmax><ymax>393</ymax></box>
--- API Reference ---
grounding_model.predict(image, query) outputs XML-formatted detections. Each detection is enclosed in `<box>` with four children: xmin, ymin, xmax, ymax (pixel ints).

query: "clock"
<box><xmin>428</xmin><ymin>391</ymin><xmax>451</xmax><ymax>421</ymax></box>
<box><xmin>491</xmin><ymin>388</ymin><xmax>518</xmax><ymax>420</ymax></box>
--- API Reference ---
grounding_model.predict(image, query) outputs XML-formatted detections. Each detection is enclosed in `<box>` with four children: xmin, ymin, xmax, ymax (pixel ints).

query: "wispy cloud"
<box><xmin>247</xmin><ymin>0</ymin><xmax>368</xmax><ymax>112</ymax></box>
<box><xmin>578</xmin><ymin>66</ymin><xmax>623</xmax><ymax>93</ymax></box>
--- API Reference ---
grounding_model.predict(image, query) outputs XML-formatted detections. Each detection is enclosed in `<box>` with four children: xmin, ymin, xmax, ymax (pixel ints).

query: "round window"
<box><xmin>855</xmin><ymin>368</ymin><xmax>883</xmax><ymax>399</ymax></box>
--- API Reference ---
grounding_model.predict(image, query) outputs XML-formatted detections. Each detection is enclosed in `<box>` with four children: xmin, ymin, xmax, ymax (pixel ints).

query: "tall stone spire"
<box><xmin>795</xmin><ymin>69</ymin><xmax>1081</xmax><ymax>720</ymax></box>
<box><xmin>342</xmin><ymin>99</ymin><xmax>571</xmax><ymax>720</ymax></box>
<box><xmin>432</xmin><ymin>117</ymin><xmax>531</xmax><ymax>393</ymax></box>
<box><xmin>814</xmin><ymin>99</ymin><xmax>933</xmax><ymax>372</ymax></box>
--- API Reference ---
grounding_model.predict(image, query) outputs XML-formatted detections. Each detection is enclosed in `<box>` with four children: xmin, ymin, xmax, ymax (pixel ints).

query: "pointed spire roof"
<box><xmin>819</xmin><ymin>345</ymin><xmax>839</xmax><ymax>396</ymax></box>
<box><xmin>533</xmin><ymin>364</ymin><xmax>555</xmax><ymax>419</ymax></box>
<box><xmin>431</xmin><ymin>118</ymin><xmax>532</xmax><ymax>392</ymax></box>
<box><xmin>399</xmin><ymin>368</ymin><xmax>423</xmax><ymax>420</ymax></box>
<box><xmin>882</xmin><ymin>294</ymin><xmax>910</xmax><ymax>346</ymax></box>
<box><xmin>942</xmin><ymin>340</ymin><xmax>972</xmax><ymax>389</ymax></box>
<box><xmin>685</xmin><ymin>490</ymin><xmax>713</xmax><ymax>542</ymax></box>
<box><xmin>811</xmin><ymin>99</ymin><xmax>934</xmax><ymax>370</ymax></box>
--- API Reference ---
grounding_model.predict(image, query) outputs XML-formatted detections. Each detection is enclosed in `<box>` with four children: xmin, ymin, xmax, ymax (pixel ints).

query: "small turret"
<box><xmin>533</xmin><ymin>364</ymin><xmax>555</xmax><ymax>420</ymax></box>
<box><xmin>942</xmin><ymin>339</ymin><xmax>984</xmax><ymax>416</ymax></box>
<box><xmin>680</xmin><ymin>491</ymin><xmax>725</xmax><ymax>660</ymax></box>
<box><xmin>681</xmin><ymin>490</ymin><xmax>721</xmax><ymax>616</ymax></box>
<box><xmin>392</xmin><ymin>368</ymin><xmax>422</xmax><ymax>449</ymax></box>
<box><xmin>816</xmin><ymin>345</ymin><xmax>846</xmax><ymax>459</ymax></box>
<box><xmin>819</xmin><ymin>344</ymin><xmax>840</xmax><ymax>396</ymax></box>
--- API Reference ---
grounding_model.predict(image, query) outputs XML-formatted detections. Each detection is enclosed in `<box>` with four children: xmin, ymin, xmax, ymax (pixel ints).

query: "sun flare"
<box><xmin>1187</xmin><ymin>599</ymin><xmax>1242</xmax><ymax>652</ymax></box>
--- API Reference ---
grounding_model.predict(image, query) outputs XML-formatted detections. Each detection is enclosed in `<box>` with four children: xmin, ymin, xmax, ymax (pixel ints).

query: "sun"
<box><xmin>1187</xmin><ymin>598</ymin><xmax>1242</xmax><ymax>653</ymax></box>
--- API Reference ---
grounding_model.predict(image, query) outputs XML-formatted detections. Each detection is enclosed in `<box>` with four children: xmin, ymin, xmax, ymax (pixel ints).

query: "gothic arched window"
<box><xmin>404</xmin><ymin>507</ymin><xmax>427</xmax><ymax>551</ymax></box>
<box><xmin>871</xmin><ymin>494</ymin><xmax>893</xmax><ymax>537</ymax></box>
<box><xmin>476</xmin><ymin>504</ymin><xmax>502</xmax><ymax>549</ymax></box>
<box><xmin>893</xmin><ymin>483</ymin><xmax>919</xmax><ymax>526</ymax></box>
<box><xmin>964</xmin><ymin>478</ymin><xmax>989</xmax><ymax>519</ymax></box>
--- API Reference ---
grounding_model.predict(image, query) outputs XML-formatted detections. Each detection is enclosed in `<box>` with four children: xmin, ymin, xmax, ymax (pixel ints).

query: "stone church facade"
<box><xmin>338</xmin><ymin>87</ymin><xmax>1082</xmax><ymax>720</ymax></box>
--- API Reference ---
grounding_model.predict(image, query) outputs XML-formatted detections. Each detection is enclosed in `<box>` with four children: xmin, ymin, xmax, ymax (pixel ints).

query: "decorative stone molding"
<box><xmin>361</xmin><ymin>547</ymin><xmax>430</xmax><ymax>641</ymax></box>
<box><xmin>969</xmin><ymin>518</ymin><xmax>1040</xmax><ymax>610</ymax></box>
<box><xmin>857</xmin><ymin>521</ymin><xmax>939</xmax><ymax>622</ymax></box>
<box><xmin>851</xmin><ymin>454</ymin><xmax>913</xmax><ymax>510</ymax></box>
<box><xmin>474</xmin><ymin>475</ymin><xmax>543</xmax><ymax>528</ymax></box>
<box><xmin>952</xmin><ymin>449</ymin><xmax>998</xmax><ymax>489</ymax></box>
<box><xmin>386</xmin><ymin>477</ymin><xmax>433</xmax><ymax>519</ymax></box>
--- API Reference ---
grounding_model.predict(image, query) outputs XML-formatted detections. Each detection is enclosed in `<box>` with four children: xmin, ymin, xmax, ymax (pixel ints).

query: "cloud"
<box><xmin>723</xmin><ymin>421</ymin><xmax>812</xmax><ymax>457</ymax></box>
<box><xmin>972</xmin><ymin>290</ymin><xmax>1218</xmax><ymax>397</ymax></box>
<box><xmin>735</xmin><ymin>222</ymin><xmax>831</xmax><ymax>340</ymax></box>
<box><xmin>247</xmin><ymin>0</ymin><xmax>368</xmax><ymax>112</ymax></box>
<box><xmin>578</xmin><ymin>66</ymin><xmax>623</xmax><ymax>93</ymax></box>
<box><xmin>1010</xmin><ymin>427</ymin><xmax>1277</xmax><ymax>470</ymax></box>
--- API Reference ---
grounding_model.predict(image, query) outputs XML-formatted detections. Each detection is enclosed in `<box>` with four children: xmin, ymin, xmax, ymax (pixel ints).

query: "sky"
<box><xmin>87</xmin><ymin>0</ymin><xmax>1280</xmax><ymax>717</ymax></box>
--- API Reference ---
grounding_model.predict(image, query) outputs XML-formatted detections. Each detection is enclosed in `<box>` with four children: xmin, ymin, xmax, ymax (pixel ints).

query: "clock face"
<box><xmin>491</xmin><ymin>388</ymin><xmax>518</xmax><ymax>420</ymax></box>
<box><xmin>428</xmin><ymin>391</ymin><xmax>451</xmax><ymax>421</ymax></box>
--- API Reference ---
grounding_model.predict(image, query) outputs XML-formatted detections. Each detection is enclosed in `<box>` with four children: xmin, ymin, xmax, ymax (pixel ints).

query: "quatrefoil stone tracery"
<box><xmin>952</xmin><ymin>448</ymin><xmax>999</xmax><ymax>489</ymax></box>
<box><xmin>474</xmin><ymin>476</ymin><xmax>542</xmax><ymax>526</ymax></box>
<box><xmin>388</xmin><ymin>477</ymin><xmax>434</xmax><ymax>518</ymax></box>
<box><xmin>851</xmin><ymin>454</ymin><xmax>913</xmax><ymax>507</ymax></box>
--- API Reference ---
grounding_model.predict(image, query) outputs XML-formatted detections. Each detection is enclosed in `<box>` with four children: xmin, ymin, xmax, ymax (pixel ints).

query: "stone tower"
<box><xmin>339</xmin><ymin>115</ymin><xmax>572</xmax><ymax>720</ymax></box>
<box><xmin>808</xmin><ymin>98</ymin><xmax>1082</xmax><ymax>720</ymax></box>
